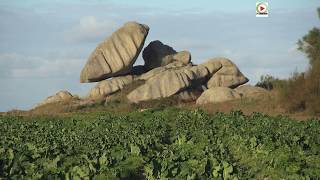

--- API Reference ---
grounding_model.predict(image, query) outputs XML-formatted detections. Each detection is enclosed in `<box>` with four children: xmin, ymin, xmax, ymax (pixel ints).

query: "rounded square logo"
<box><xmin>256</xmin><ymin>2</ymin><xmax>269</xmax><ymax>17</ymax></box>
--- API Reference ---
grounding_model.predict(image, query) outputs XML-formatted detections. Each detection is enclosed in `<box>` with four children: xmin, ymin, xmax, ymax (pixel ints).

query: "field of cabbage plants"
<box><xmin>1</xmin><ymin>108</ymin><xmax>320</xmax><ymax>179</ymax></box>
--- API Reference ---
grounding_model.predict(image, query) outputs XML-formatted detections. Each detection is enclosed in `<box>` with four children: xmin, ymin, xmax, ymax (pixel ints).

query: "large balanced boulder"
<box><xmin>206</xmin><ymin>58</ymin><xmax>248</xmax><ymax>88</ymax></box>
<box><xmin>235</xmin><ymin>85</ymin><xmax>269</xmax><ymax>98</ymax></box>
<box><xmin>88</xmin><ymin>75</ymin><xmax>135</xmax><ymax>99</ymax></box>
<box><xmin>80</xmin><ymin>22</ymin><xmax>149</xmax><ymax>83</ymax></box>
<box><xmin>196</xmin><ymin>87</ymin><xmax>241</xmax><ymax>105</ymax></box>
<box><xmin>142</xmin><ymin>40</ymin><xmax>191</xmax><ymax>70</ymax></box>
<box><xmin>127</xmin><ymin>64</ymin><xmax>220</xmax><ymax>103</ymax></box>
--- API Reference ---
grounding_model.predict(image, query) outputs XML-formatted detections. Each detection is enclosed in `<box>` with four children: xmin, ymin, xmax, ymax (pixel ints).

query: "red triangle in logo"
<box><xmin>260</xmin><ymin>6</ymin><xmax>265</xmax><ymax>11</ymax></box>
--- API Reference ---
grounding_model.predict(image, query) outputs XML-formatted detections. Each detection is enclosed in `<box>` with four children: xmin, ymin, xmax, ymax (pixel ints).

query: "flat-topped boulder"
<box><xmin>235</xmin><ymin>85</ymin><xmax>269</xmax><ymax>98</ymax></box>
<box><xmin>88</xmin><ymin>75</ymin><xmax>135</xmax><ymax>99</ymax></box>
<box><xmin>196</xmin><ymin>87</ymin><xmax>241</xmax><ymax>105</ymax></box>
<box><xmin>137</xmin><ymin>61</ymin><xmax>191</xmax><ymax>81</ymax></box>
<box><xmin>80</xmin><ymin>22</ymin><xmax>149</xmax><ymax>83</ymax></box>
<box><xmin>127</xmin><ymin>64</ymin><xmax>220</xmax><ymax>103</ymax></box>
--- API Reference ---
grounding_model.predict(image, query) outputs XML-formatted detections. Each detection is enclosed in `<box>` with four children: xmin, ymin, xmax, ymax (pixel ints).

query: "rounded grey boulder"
<box><xmin>80</xmin><ymin>22</ymin><xmax>149</xmax><ymax>83</ymax></box>
<box><xmin>196</xmin><ymin>87</ymin><xmax>241</xmax><ymax>105</ymax></box>
<box><xmin>206</xmin><ymin>57</ymin><xmax>249</xmax><ymax>88</ymax></box>
<box><xmin>235</xmin><ymin>85</ymin><xmax>269</xmax><ymax>98</ymax></box>
<box><xmin>88</xmin><ymin>75</ymin><xmax>135</xmax><ymax>99</ymax></box>
<box><xmin>35</xmin><ymin>90</ymin><xmax>75</xmax><ymax>108</ymax></box>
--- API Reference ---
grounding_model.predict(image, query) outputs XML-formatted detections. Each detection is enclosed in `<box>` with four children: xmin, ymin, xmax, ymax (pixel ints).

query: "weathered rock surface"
<box><xmin>200</xmin><ymin>59</ymin><xmax>223</xmax><ymax>74</ymax></box>
<box><xmin>171</xmin><ymin>51</ymin><xmax>191</xmax><ymax>65</ymax></box>
<box><xmin>142</xmin><ymin>40</ymin><xmax>191</xmax><ymax>70</ymax></box>
<box><xmin>89</xmin><ymin>75</ymin><xmax>135</xmax><ymax>99</ymax></box>
<box><xmin>36</xmin><ymin>91</ymin><xmax>75</xmax><ymax>107</ymax></box>
<box><xmin>80</xmin><ymin>22</ymin><xmax>149</xmax><ymax>83</ymax></box>
<box><xmin>235</xmin><ymin>85</ymin><xmax>269</xmax><ymax>98</ymax></box>
<box><xmin>206</xmin><ymin>58</ymin><xmax>248</xmax><ymax>88</ymax></box>
<box><xmin>127</xmin><ymin>64</ymin><xmax>220</xmax><ymax>103</ymax></box>
<box><xmin>176</xmin><ymin>89</ymin><xmax>202</xmax><ymax>101</ymax></box>
<box><xmin>137</xmin><ymin>61</ymin><xmax>191</xmax><ymax>81</ymax></box>
<box><xmin>196</xmin><ymin>87</ymin><xmax>241</xmax><ymax>105</ymax></box>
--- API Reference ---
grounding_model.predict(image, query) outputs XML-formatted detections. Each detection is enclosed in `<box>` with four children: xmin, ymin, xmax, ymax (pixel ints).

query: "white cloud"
<box><xmin>64</xmin><ymin>16</ymin><xmax>116</xmax><ymax>43</ymax></box>
<box><xmin>0</xmin><ymin>53</ymin><xmax>85</xmax><ymax>78</ymax></box>
<box><xmin>0</xmin><ymin>52</ymin><xmax>95</xmax><ymax>111</ymax></box>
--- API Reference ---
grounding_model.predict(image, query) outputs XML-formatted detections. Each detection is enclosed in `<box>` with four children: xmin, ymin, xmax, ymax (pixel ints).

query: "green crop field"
<box><xmin>1</xmin><ymin>108</ymin><xmax>320</xmax><ymax>179</ymax></box>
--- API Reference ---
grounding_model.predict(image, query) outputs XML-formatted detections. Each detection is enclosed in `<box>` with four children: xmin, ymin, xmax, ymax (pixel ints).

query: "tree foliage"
<box><xmin>297</xmin><ymin>7</ymin><xmax>320</xmax><ymax>69</ymax></box>
<box><xmin>266</xmin><ymin>8</ymin><xmax>320</xmax><ymax>114</ymax></box>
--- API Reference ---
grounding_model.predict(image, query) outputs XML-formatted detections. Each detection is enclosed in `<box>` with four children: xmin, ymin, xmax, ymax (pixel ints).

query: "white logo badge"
<box><xmin>256</xmin><ymin>2</ymin><xmax>269</xmax><ymax>17</ymax></box>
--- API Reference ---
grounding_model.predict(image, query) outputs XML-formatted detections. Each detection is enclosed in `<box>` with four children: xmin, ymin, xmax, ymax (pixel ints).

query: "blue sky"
<box><xmin>1</xmin><ymin>0</ymin><xmax>318</xmax><ymax>11</ymax></box>
<box><xmin>0</xmin><ymin>0</ymin><xmax>319</xmax><ymax>111</ymax></box>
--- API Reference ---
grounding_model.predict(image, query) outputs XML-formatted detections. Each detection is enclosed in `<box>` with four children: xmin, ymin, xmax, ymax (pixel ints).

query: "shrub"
<box><xmin>255</xmin><ymin>74</ymin><xmax>287</xmax><ymax>90</ymax></box>
<box><xmin>277</xmin><ymin>72</ymin><xmax>307</xmax><ymax>112</ymax></box>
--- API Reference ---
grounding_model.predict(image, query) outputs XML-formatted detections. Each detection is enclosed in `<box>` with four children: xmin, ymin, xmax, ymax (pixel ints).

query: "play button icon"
<box><xmin>256</xmin><ymin>2</ymin><xmax>268</xmax><ymax>17</ymax></box>
<box><xmin>257</xmin><ymin>3</ymin><xmax>267</xmax><ymax>13</ymax></box>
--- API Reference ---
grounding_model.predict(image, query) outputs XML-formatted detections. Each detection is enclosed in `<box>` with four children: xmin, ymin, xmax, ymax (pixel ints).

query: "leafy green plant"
<box><xmin>0</xmin><ymin>108</ymin><xmax>319</xmax><ymax>179</ymax></box>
